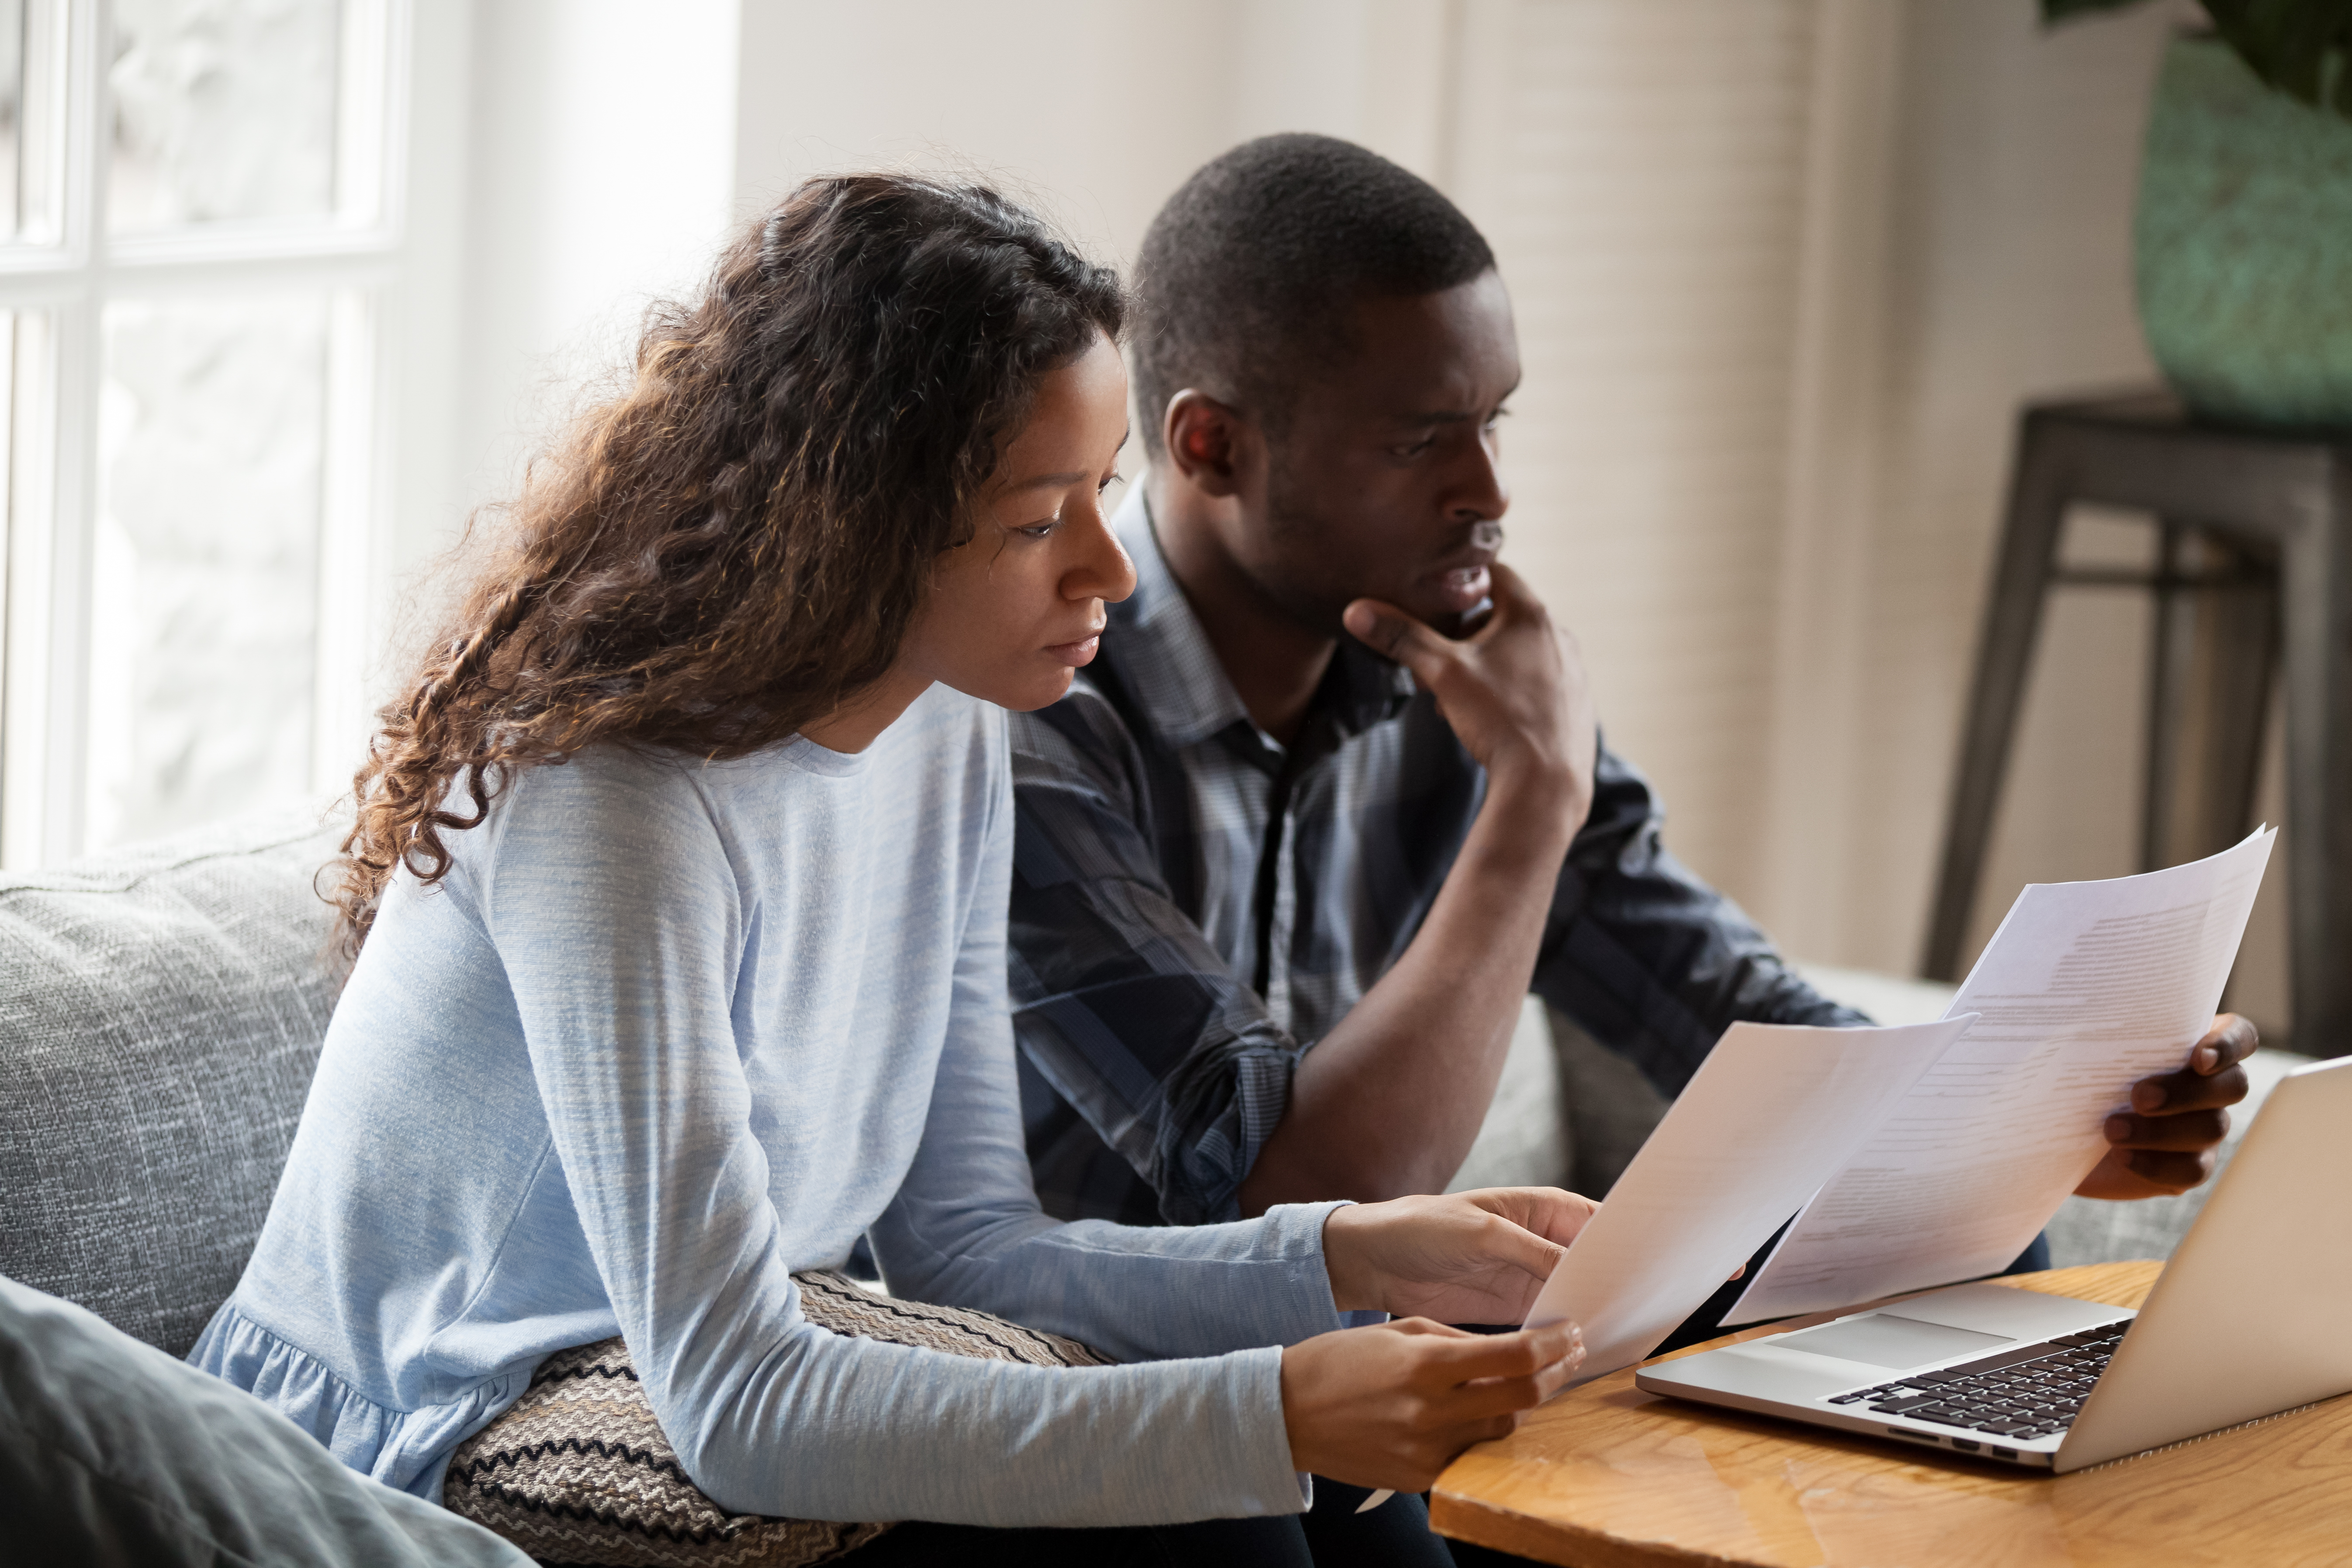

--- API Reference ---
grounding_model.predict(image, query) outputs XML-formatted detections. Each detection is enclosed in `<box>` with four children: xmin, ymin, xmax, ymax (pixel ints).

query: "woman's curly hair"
<box><xmin>330</xmin><ymin>175</ymin><xmax>1124</xmax><ymax>959</ymax></box>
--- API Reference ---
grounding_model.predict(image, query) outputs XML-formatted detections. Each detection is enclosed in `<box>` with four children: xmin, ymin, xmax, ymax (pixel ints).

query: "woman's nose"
<box><xmin>1068</xmin><ymin>508</ymin><xmax>1136</xmax><ymax>604</ymax></box>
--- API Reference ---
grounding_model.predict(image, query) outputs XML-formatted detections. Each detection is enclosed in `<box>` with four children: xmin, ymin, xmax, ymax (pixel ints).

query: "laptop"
<box><xmin>1635</xmin><ymin>1054</ymin><xmax>2352</xmax><ymax>1472</ymax></box>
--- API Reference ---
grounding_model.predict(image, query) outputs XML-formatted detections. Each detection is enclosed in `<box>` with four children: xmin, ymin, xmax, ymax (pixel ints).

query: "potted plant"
<box><xmin>2048</xmin><ymin>0</ymin><xmax>2352</xmax><ymax>427</ymax></box>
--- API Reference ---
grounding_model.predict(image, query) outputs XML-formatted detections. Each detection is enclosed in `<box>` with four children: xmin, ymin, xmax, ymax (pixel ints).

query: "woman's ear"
<box><xmin>1163</xmin><ymin>390</ymin><xmax>1251</xmax><ymax>499</ymax></box>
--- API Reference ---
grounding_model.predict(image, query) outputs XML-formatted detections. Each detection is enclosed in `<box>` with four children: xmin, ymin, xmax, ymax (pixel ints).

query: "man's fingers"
<box><xmin>1344</xmin><ymin>598</ymin><xmax>1456</xmax><ymax>678</ymax></box>
<box><xmin>2122</xmin><ymin>1148</ymin><xmax>2217</xmax><ymax>1194</ymax></box>
<box><xmin>2190</xmin><ymin>1013</ymin><xmax>2260</xmax><ymax>1075</ymax></box>
<box><xmin>2130</xmin><ymin>1060</ymin><xmax>2250</xmax><ymax>1114</ymax></box>
<box><xmin>2104</xmin><ymin>1107</ymin><xmax>2231</xmax><ymax>1151</ymax></box>
<box><xmin>1483</xmin><ymin>560</ymin><xmax>1545</xmax><ymax>620</ymax></box>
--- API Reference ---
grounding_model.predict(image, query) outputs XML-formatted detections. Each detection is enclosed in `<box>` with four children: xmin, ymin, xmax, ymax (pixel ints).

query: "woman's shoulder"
<box><xmin>475</xmin><ymin>695</ymin><xmax>1004</xmax><ymax>872</ymax></box>
<box><xmin>878</xmin><ymin>685</ymin><xmax>1011</xmax><ymax>818</ymax></box>
<box><xmin>889</xmin><ymin>682</ymin><xmax>1007</xmax><ymax>761</ymax></box>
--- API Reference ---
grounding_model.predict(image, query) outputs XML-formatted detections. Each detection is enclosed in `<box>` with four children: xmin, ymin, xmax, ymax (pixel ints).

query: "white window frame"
<box><xmin>0</xmin><ymin>0</ymin><xmax>457</xmax><ymax>868</ymax></box>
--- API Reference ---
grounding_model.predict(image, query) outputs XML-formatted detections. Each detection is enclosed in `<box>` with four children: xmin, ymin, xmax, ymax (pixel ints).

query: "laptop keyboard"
<box><xmin>1825</xmin><ymin>1320</ymin><xmax>2133</xmax><ymax>1442</ymax></box>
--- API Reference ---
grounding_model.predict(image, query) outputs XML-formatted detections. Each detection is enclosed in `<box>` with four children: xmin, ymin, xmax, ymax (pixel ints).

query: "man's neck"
<box><xmin>1148</xmin><ymin>472</ymin><xmax>1334</xmax><ymax>747</ymax></box>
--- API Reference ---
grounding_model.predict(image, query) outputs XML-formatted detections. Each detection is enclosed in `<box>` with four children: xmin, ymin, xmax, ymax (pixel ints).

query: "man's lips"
<box><xmin>1423</xmin><ymin>561</ymin><xmax>1493</xmax><ymax>616</ymax></box>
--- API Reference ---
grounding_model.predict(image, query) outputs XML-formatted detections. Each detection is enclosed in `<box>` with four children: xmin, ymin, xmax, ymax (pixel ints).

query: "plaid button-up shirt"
<box><xmin>1007</xmin><ymin>488</ymin><xmax>1860</xmax><ymax>1227</ymax></box>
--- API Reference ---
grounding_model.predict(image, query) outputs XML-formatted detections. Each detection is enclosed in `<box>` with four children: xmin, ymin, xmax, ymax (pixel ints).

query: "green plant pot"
<box><xmin>2135</xmin><ymin>35</ymin><xmax>2352</xmax><ymax>429</ymax></box>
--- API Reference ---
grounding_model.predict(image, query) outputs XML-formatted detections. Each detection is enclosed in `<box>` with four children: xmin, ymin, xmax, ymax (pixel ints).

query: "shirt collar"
<box><xmin>1102</xmin><ymin>485</ymin><xmax>1417</xmax><ymax>752</ymax></box>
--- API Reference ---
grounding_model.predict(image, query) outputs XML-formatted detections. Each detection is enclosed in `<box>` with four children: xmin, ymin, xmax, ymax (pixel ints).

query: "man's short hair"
<box><xmin>1132</xmin><ymin>133</ymin><xmax>1496</xmax><ymax>458</ymax></box>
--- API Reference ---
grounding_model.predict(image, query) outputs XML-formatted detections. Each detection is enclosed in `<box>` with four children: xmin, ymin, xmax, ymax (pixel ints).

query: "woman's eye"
<box><xmin>1015</xmin><ymin>521</ymin><xmax>1056</xmax><ymax>540</ymax></box>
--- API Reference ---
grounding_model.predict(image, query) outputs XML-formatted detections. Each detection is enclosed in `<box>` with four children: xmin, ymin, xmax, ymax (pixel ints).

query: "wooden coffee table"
<box><xmin>1430</xmin><ymin>1261</ymin><xmax>2352</xmax><ymax>1566</ymax></box>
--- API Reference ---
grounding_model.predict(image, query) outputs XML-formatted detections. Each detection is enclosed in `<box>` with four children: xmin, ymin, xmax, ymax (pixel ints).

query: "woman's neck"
<box><xmin>799</xmin><ymin>669</ymin><xmax>934</xmax><ymax>753</ymax></box>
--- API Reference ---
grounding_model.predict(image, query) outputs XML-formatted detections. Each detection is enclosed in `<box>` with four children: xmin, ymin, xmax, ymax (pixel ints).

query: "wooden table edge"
<box><xmin>1427</xmin><ymin>1260</ymin><xmax>2165</xmax><ymax>1563</ymax></box>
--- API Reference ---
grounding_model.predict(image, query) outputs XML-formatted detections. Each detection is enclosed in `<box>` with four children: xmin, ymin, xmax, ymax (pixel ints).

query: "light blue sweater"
<box><xmin>191</xmin><ymin>685</ymin><xmax>1344</xmax><ymax>1526</ymax></box>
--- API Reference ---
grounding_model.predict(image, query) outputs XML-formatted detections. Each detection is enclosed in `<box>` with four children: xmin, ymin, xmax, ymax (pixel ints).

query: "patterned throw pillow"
<box><xmin>443</xmin><ymin>1270</ymin><xmax>1114</xmax><ymax>1567</ymax></box>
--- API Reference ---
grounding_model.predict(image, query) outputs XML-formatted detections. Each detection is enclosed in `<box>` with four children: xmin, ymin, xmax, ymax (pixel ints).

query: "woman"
<box><xmin>194</xmin><ymin>174</ymin><xmax>1591</xmax><ymax>1561</ymax></box>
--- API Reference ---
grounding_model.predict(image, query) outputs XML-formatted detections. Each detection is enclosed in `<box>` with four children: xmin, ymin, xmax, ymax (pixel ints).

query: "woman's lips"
<box><xmin>1046</xmin><ymin>634</ymin><xmax>1102</xmax><ymax>668</ymax></box>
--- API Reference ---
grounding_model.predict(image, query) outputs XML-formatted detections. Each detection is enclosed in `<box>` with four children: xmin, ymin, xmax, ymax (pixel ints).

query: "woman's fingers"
<box><xmin>1458</xmin><ymin>1185</ymin><xmax>1601</xmax><ymax>1248</ymax></box>
<box><xmin>1419</xmin><ymin>1319</ymin><xmax>1582</xmax><ymax>1383</ymax></box>
<box><xmin>1282</xmin><ymin>1317</ymin><xmax>1590</xmax><ymax>1493</ymax></box>
<box><xmin>1386</xmin><ymin>1316</ymin><xmax>1483</xmax><ymax>1341</ymax></box>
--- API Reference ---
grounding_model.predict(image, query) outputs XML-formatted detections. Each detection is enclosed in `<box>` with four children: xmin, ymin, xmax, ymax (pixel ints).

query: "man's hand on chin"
<box><xmin>2073</xmin><ymin>1013</ymin><xmax>2260</xmax><ymax>1201</ymax></box>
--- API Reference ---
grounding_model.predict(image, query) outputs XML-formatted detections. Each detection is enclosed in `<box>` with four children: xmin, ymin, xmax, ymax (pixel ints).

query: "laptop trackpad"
<box><xmin>1774</xmin><ymin>1313</ymin><xmax>2013</xmax><ymax>1370</ymax></box>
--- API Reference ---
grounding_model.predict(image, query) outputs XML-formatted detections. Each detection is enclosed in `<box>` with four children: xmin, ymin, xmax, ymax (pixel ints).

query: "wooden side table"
<box><xmin>1430</xmin><ymin>1261</ymin><xmax>2352</xmax><ymax>1567</ymax></box>
<box><xmin>1921</xmin><ymin>395</ymin><xmax>2352</xmax><ymax>1056</ymax></box>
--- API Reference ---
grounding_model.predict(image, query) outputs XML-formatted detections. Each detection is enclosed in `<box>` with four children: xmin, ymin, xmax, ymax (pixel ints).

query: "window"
<box><xmin>0</xmin><ymin>0</ymin><xmax>412</xmax><ymax>866</ymax></box>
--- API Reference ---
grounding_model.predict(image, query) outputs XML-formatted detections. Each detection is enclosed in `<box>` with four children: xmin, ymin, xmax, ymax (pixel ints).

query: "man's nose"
<box><xmin>1451</xmin><ymin>441</ymin><xmax>1509</xmax><ymax>523</ymax></box>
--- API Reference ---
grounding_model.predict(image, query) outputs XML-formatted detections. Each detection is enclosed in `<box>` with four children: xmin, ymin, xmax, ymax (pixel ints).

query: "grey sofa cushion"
<box><xmin>0</xmin><ymin>806</ymin><xmax>345</xmax><ymax>1356</ymax></box>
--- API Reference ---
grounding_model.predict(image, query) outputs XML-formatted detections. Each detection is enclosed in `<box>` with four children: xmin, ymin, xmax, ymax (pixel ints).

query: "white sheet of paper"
<box><xmin>1519</xmin><ymin>1017</ymin><xmax>1976</xmax><ymax>1380</ymax></box>
<box><xmin>1725</xmin><ymin>828</ymin><xmax>2275</xmax><ymax>1325</ymax></box>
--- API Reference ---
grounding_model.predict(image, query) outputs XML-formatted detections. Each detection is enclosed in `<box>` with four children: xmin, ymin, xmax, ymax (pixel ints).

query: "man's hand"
<box><xmin>2074</xmin><ymin>1013</ymin><xmax>2259</xmax><ymax>1200</ymax></box>
<box><xmin>1282</xmin><ymin>1317</ymin><xmax>1585</xmax><ymax>1493</ymax></box>
<box><xmin>1321</xmin><ymin>1187</ymin><xmax>1598</xmax><ymax>1322</ymax></box>
<box><xmin>1342</xmin><ymin>561</ymin><xmax>1596</xmax><ymax>812</ymax></box>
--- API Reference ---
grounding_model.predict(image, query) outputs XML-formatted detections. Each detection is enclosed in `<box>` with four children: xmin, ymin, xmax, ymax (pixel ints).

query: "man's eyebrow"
<box><xmin>1389</xmin><ymin>384</ymin><xmax>1521</xmax><ymax>425</ymax></box>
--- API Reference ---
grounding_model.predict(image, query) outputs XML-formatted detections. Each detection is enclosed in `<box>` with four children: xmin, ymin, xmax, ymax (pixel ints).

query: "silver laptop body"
<box><xmin>1635</xmin><ymin>1054</ymin><xmax>2352</xmax><ymax>1472</ymax></box>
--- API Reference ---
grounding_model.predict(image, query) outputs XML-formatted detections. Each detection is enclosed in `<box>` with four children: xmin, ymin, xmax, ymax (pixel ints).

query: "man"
<box><xmin>1007</xmin><ymin>134</ymin><xmax>2252</xmax><ymax>1253</ymax></box>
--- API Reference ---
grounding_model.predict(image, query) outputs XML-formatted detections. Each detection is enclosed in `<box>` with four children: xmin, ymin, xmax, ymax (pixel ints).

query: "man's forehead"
<box><xmin>1310</xmin><ymin>277</ymin><xmax>1521</xmax><ymax>416</ymax></box>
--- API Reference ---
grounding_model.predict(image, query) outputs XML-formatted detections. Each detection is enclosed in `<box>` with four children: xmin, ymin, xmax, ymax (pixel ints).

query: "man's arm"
<box><xmin>1527</xmin><ymin>751</ymin><xmax>2258</xmax><ymax>1200</ymax></box>
<box><xmin>1528</xmin><ymin>751</ymin><xmax>1863</xmax><ymax>1099</ymax></box>
<box><xmin>1234</xmin><ymin>563</ymin><xmax>1597</xmax><ymax>1213</ymax></box>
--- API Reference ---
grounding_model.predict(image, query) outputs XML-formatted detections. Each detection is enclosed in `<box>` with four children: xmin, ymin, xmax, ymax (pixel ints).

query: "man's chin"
<box><xmin>1391</xmin><ymin>595</ymin><xmax>1487</xmax><ymax>642</ymax></box>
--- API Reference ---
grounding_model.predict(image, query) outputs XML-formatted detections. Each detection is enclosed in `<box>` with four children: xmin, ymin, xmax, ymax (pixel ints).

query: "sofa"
<box><xmin>3</xmin><ymin>806</ymin><xmax>2285</xmax><ymax>1366</ymax></box>
<box><xmin>1</xmin><ymin>806</ymin><xmax>348</xmax><ymax>1358</ymax></box>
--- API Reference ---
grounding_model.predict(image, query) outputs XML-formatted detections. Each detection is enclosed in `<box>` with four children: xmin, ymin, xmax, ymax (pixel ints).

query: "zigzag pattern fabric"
<box><xmin>443</xmin><ymin>1270</ymin><xmax>1113</xmax><ymax>1566</ymax></box>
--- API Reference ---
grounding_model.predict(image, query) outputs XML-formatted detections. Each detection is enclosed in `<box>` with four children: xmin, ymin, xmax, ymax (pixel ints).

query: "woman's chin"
<box><xmin>952</xmin><ymin>666</ymin><xmax>1077</xmax><ymax>714</ymax></box>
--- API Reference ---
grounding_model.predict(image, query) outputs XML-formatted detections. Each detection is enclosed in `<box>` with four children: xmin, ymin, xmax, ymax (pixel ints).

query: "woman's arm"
<box><xmin>488</xmin><ymin>748</ymin><xmax>1317</xmax><ymax>1527</ymax></box>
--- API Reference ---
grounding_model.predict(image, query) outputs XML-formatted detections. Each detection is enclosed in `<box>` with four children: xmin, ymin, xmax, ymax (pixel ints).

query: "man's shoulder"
<box><xmin>1008</xmin><ymin>675</ymin><xmax>1150</xmax><ymax>798</ymax></box>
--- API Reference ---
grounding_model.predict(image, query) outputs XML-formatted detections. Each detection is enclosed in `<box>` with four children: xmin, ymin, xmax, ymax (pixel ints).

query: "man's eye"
<box><xmin>1392</xmin><ymin>437</ymin><xmax>1438</xmax><ymax>459</ymax></box>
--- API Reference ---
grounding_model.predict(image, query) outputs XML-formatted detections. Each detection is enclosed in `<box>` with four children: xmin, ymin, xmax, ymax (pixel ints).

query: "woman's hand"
<box><xmin>1321</xmin><ymin>1187</ymin><xmax>1598</xmax><ymax>1323</ymax></box>
<box><xmin>1281</xmin><ymin>1317</ymin><xmax>1586</xmax><ymax>1492</ymax></box>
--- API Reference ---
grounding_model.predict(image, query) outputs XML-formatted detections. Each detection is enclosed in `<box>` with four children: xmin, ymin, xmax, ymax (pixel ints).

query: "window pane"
<box><xmin>0</xmin><ymin>1</ymin><xmax>22</xmax><ymax>240</ymax></box>
<box><xmin>108</xmin><ymin>0</ymin><xmax>342</xmax><ymax>235</ymax></box>
<box><xmin>89</xmin><ymin>295</ymin><xmax>327</xmax><ymax>848</ymax></box>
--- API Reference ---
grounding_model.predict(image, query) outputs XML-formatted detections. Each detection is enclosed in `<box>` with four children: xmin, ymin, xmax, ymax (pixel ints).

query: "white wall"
<box><xmin>729</xmin><ymin>1</ymin><xmax>1456</xmax><ymax>310</ymax></box>
<box><xmin>434</xmin><ymin>0</ymin><xmax>741</xmax><ymax>565</ymax></box>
